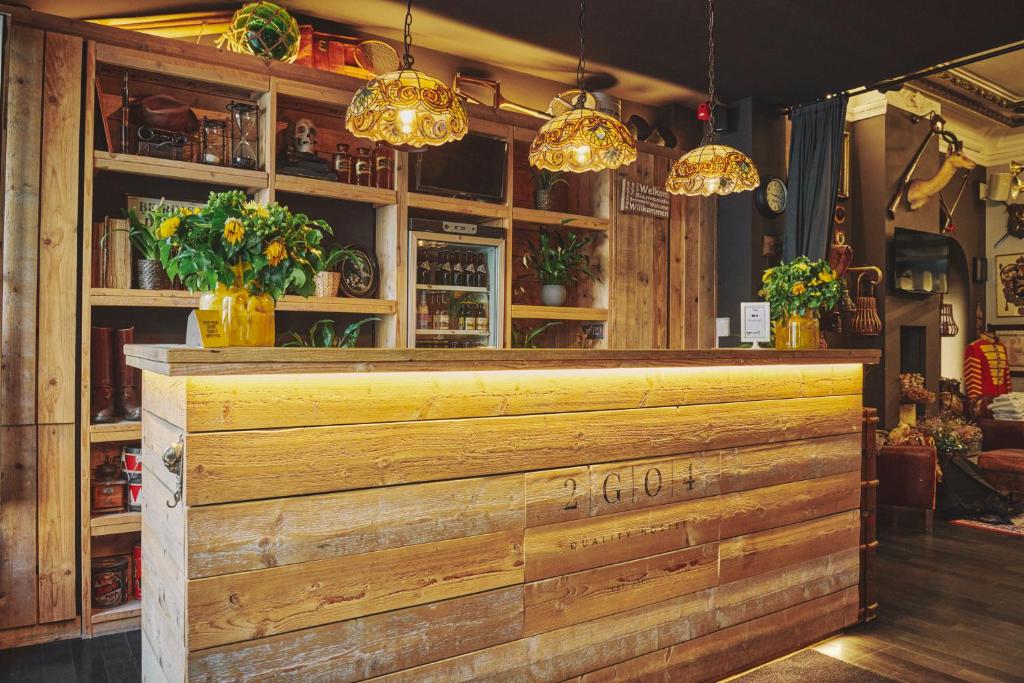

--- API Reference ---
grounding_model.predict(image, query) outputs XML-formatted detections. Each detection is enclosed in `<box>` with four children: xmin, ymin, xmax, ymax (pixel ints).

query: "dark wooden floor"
<box><xmin>814</xmin><ymin>523</ymin><xmax>1024</xmax><ymax>682</ymax></box>
<box><xmin>0</xmin><ymin>523</ymin><xmax>1020</xmax><ymax>682</ymax></box>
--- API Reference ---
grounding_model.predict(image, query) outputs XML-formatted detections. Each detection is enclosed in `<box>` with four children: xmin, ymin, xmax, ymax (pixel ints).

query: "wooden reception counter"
<box><xmin>125</xmin><ymin>346</ymin><xmax>879</xmax><ymax>682</ymax></box>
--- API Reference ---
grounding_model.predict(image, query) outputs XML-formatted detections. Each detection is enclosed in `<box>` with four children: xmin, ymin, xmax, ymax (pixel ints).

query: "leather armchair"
<box><xmin>877</xmin><ymin>444</ymin><xmax>937</xmax><ymax>532</ymax></box>
<box><xmin>977</xmin><ymin>418</ymin><xmax>1024</xmax><ymax>451</ymax></box>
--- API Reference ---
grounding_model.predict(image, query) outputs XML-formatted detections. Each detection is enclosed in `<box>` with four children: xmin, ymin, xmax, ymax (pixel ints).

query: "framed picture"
<box><xmin>836</xmin><ymin>131</ymin><xmax>851</xmax><ymax>200</ymax></box>
<box><xmin>992</xmin><ymin>326</ymin><xmax>1024</xmax><ymax>375</ymax></box>
<box><xmin>994</xmin><ymin>253</ymin><xmax>1024</xmax><ymax>317</ymax></box>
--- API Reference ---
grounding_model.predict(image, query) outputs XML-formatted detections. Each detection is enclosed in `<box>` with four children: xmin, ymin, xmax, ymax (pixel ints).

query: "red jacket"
<box><xmin>963</xmin><ymin>333</ymin><xmax>1011</xmax><ymax>399</ymax></box>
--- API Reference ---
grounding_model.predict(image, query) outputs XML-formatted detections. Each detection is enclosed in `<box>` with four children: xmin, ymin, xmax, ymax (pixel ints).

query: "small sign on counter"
<box><xmin>186</xmin><ymin>310</ymin><xmax>228</xmax><ymax>348</ymax></box>
<box><xmin>740</xmin><ymin>302</ymin><xmax>772</xmax><ymax>347</ymax></box>
<box><xmin>619</xmin><ymin>178</ymin><xmax>671</xmax><ymax>219</ymax></box>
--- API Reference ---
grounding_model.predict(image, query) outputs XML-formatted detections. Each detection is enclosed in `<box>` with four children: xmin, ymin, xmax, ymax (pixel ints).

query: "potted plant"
<box><xmin>314</xmin><ymin>246</ymin><xmax>364</xmax><ymax>297</ymax></box>
<box><xmin>899</xmin><ymin>372</ymin><xmax>935</xmax><ymax>425</ymax></box>
<box><xmin>105</xmin><ymin>210</ymin><xmax>172</xmax><ymax>290</ymax></box>
<box><xmin>918</xmin><ymin>415</ymin><xmax>982</xmax><ymax>460</ymax></box>
<box><xmin>511</xmin><ymin>321</ymin><xmax>562</xmax><ymax>348</ymax></box>
<box><xmin>523</xmin><ymin>226</ymin><xmax>601</xmax><ymax>307</ymax></box>
<box><xmin>759</xmin><ymin>256</ymin><xmax>844</xmax><ymax>349</ymax></box>
<box><xmin>532</xmin><ymin>169</ymin><xmax>567</xmax><ymax>211</ymax></box>
<box><xmin>279</xmin><ymin>317</ymin><xmax>379</xmax><ymax>348</ymax></box>
<box><xmin>146</xmin><ymin>190</ymin><xmax>330</xmax><ymax>346</ymax></box>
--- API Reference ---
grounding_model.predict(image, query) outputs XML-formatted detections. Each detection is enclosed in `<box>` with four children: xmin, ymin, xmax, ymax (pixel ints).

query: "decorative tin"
<box><xmin>92</xmin><ymin>555</ymin><xmax>129</xmax><ymax>608</ymax></box>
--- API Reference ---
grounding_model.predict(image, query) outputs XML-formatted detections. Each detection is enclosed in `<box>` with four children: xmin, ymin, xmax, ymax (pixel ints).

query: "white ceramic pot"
<box><xmin>540</xmin><ymin>284</ymin><xmax>567</xmax><ymax>306</ymax></box>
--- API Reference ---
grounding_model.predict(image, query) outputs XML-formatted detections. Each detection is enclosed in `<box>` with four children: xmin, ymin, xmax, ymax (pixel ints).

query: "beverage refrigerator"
<box><xmin>407</xmin><ymin>218</ymin><xmax>505</xmax><ymax>348</ymax></box>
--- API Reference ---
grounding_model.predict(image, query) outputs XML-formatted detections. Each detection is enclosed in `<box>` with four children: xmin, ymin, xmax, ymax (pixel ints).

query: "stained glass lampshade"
<box><xmin>529</xmin><ymin>107</ymin><xmax>637</xmax><ymax>173</ymax></box>
<box><xmin>345</xmin><ymin>69</ymin><xmax>468</xmax><ymax>149</ymax></box>
<box><xmin>665</xmin><ymin>143</ymin><xmax>759</xmax><ymax>196</ymax></box>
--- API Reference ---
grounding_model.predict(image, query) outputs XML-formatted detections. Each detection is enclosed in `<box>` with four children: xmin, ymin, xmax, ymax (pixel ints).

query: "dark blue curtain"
<box><xmin>783</xmin><ymin>95</ymin><xmax>849</xmax><ymax>261</ymax></box>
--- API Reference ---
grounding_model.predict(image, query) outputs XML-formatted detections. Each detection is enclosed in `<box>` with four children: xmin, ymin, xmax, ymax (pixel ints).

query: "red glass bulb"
<box><xmin>696</xmin><ymin>102</ymin><xmax>712</xmax><ymax>121</ymax></box>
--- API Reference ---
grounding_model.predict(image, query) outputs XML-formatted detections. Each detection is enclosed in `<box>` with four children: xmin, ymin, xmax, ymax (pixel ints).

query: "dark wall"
<box><xmin>715</xmin><ymin>98</ymin><xmax>787</xmax><ymax>345</ymax></box>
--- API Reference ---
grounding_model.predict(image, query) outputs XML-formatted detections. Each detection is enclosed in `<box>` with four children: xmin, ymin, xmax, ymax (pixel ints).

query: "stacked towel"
<box><xmin>990</xmin><ymin>392</ymin><xmax>1024</xmax><ymax>421</ymax></box>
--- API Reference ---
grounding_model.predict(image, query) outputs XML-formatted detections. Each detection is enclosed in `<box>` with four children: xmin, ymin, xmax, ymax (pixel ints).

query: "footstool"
<box><xmin>977</xmin><ymin>449</ymin><xmax>1024</xmax><ymax>497</ymax></box>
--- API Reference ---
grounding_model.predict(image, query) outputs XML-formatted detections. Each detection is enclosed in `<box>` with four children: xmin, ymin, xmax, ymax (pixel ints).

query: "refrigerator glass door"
<box><xmin>408</xmin><ymin>231</ymin><xmax>504</xmax><ymax>348</ymax></box>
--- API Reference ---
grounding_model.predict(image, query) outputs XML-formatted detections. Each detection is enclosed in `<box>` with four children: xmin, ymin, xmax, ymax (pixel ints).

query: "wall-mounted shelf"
<box><xmin>94</xmin><ymin>150</ymin><xmax>268</xmax><ymax>189</ymax></box>
<box><xmin>415</xmin><ymin>284</ymin><xmax>489</xmax><ymax>293</ymax></box>
<box><xmin>415</xmin><ymin>328</ymin><xmax>491</xmax><ymax>336</ymax></box>
<box><xmin>90</xmin><ymin>599</ymin><xmax>141</xmax><ymax>625</ymax></box>
<box><xmin>90</xmin><ymin>512</ymin><xmax>141</xmax><ymax>537</ymax></box>
<box><xmin>89</xmin><ymin>288</ymin><xmax>398</xmax><ymax>315</ymax></box>
<box><xmin>408</xmin><ymin>192</ymin><xmax>509</xmax><ymax>220</ymax></box>
<box><xmin>275</xmin><ymin>173</ymin><xmax>397</xmax><ymax>207</ymax></box>
<box><xmin>89</xmin><ymin>421</ymin><xmax>141</xmax><ymax>443</ymax></box>
<box><xmin>511</xmin><ymin>305</ymin><xmax>609</xmax><ymax>321</ymax></box>
<box><xmin>512</xmin><ymin>207</ymin><xmax>610</xmax><ymax>232</ymax></box>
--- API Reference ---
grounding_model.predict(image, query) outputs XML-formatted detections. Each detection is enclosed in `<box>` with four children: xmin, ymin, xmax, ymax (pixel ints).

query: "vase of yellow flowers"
<box><xmin>148</xmin><ymin>190</ymin><xmax>330</xmax><ymax>346</ymax></box>
<box><xmin>759</xmin><ymin>256</ymin><xmax>844</xmax><ymax>350</ymax></box>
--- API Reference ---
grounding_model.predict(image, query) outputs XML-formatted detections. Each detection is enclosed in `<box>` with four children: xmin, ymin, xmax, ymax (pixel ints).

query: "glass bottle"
<box><xmin>418</xmin><ymin>249</ymin><xmax>432</xmax><ymax>285</ymax></box>
<box><xmin>437</xmin><ymin>293</ymin><xmax>450</xmax><ymax>330</ymax></box>
<box><xmin>452</xmin><ymin>251</ymin><xmax>464</xmax><ymax>287</ymax></box>
<box><xmin>333</xmin><ymin>143</ymin><xmax>353</xmax><ymax>183</ymax></box>
<box><xmin>476</xmin><ymin>253</ymin><xmax>488</xmax><ymax>289</ymax></box>
<box><xmin>372</xmin><ymin>141</ymin><xmax>394</xmax><ymax>190</ymax></box>
<box><xmin>354</xmin><ymin>147</ymin><xmax>372</xmax><ymax>186</ymax></box>
<box><xmin>417</xmin><ymin>291</ymin><xmax>429</xmax><ymax>330</ymax></box>
<box><xmin>476</xmin><ymin>301</ymin><xmax>488</xmax><ymax>331</ymax></box>
<box><xmin>439</xmin><ymin>251</ymin><xmax>452</xmax><ymax>286</ymax></box>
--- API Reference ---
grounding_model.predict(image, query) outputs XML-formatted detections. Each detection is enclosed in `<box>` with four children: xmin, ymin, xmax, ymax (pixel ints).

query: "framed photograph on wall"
<box><xmin>992</xmin><ymin>326</ymin><xmax>1024</xmax><ymax>375</ymax></box>
<box><xmin>994</xmin><ymin>253</ymin><xmax>1024</xmax><ymax>317</ymax></box>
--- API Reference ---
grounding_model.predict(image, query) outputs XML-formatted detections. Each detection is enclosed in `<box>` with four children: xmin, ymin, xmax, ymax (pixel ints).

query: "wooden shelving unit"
<box><xmin>275</xmin><ymin>173</ymin><xmax>397</xmax><ymax>207</ymax></box>
<box><xmin>511</xmin><ymin>305</ymin><xmax>610</xmax><ymax>321</ymax></box>
<box><xmin>90</xmin><ymin>599</ymin><xmax>141</xmax><ymax>625</ymax></box>
<box><xmin>90</xmin><ymin>512</ymin><xmax>141</xmax><ymax>537</ymax></box>
<box><xmin>94</xmin><ymin>150</ymin><xmax>268</xmax><ymax>190</ymax></box>
<box><xmin>90</xmin><ymin>288</ymin><xmax>398</xmax><ymax>315</ymax></box>
<box><xmin>408</xmin><ymin>192</ymin><xmax>510</xmax><ymax>220</ymax></box>
<box><xmin>88</xmin><ymin>421</ymin><xmax>141</xmax><ymax>443</ymax></box>
<box><xmin>512</xmin><ymin>207</ymin><xmax>610</xmax><ymax>231</ymax></box>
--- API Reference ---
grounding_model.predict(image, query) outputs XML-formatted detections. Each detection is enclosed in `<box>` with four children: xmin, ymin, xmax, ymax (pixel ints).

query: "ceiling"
<box><xmin>24</xmin><ymin>0</ymin><xmax>1024</xmax><ymax>107</ymax></box>
<box><xmin>916</xmin><ymin>50</ymin><xmax>1024</xmax><ymax>127</ymax></box>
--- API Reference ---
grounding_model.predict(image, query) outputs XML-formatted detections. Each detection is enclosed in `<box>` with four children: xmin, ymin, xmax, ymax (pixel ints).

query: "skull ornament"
<box><xmin>291</xmin><ymin>117</ymin><xmax>317</xmax><ymax>154</ymax></box>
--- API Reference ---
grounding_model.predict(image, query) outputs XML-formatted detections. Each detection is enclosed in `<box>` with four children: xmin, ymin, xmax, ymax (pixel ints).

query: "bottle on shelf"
<box><xmin>476</xmin><ymin>301</ymin><xmax>488</xmax><ymax>331</ymax></box>
<box><xmin>437</xmin><ymin>292</ymin><xmax>450</xmax><ymax>330</ymax></box>
<box><xmin>464</xmin><ymin>251</ymin><xmax>476</xmax><ymax>287</ymax></box>
<box><xmin>372</xmin><ymin>141</ymin><xmax>394</xmax><ymax>190</ymax></box>
<box><xmin>417</xmin><ymin>291</ymin><xmax>429</xmax><ymax>329</ymax></box>
<box><xmin>333</xmin><ymin>143</ymin><xmax>353</xmax><ymax>184</ymax></box>
<box><xmin>354</xmin><ymin>147</ymin><xmax>372</xmax><ymax>186</ymax></box>
<box><xmin>418</xmin><ymin>249</ymin><xmax>433</xmax><ymax>285</ymax></box>
<box><xmin>476</xmin><ymin>253</ymin><xmax>488</xmax><ymax>289</ymax></box>
<box><xmin>439</xmin><ymin>251</ymin><xmax>453</xmax><ymax>286</ymax></box>
<box><xmin>465</xmin><ymin>301</ymin><xmax>477</xmax><ymax>331</ymax></box>
<box><xmin>452</xmin><ymin>251</ymin><xmax>464</xmax><ymax>287</ymax></box>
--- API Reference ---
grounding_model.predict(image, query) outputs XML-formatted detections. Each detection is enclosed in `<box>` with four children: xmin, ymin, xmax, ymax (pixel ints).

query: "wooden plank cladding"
<box><xmin>136</xmin><ymin>357</ymin><xmax>869</xmax><ymax>681</ymax></box>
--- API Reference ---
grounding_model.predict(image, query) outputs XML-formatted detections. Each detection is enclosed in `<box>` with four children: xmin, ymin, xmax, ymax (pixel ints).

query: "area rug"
<box><xmin>729</xmin><ymin>650</ymin><xmax>896</xmax><ymax>682</ymax></box>
<box><xmin>949</xmin><ymin>510</ymin><xmax>1024</xmax><ymax>537</ymax></box>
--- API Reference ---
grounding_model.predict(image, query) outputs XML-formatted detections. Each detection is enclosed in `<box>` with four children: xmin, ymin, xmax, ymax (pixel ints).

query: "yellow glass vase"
<box><xmin>774</xmin><ymin>311</ymin><xmax>820</xmax><ymax>350</ymax></box>
<box><xmin>198</xmin><ymin>274</ymin><xmax>276</xmax><ymax>347</ymax></box>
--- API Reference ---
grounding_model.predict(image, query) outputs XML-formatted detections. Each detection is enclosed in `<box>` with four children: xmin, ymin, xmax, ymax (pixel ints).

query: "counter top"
<box><xmin>125</xmin><ymin>344</ymin><xmax>880</xmax><ymax>376</ymax></box>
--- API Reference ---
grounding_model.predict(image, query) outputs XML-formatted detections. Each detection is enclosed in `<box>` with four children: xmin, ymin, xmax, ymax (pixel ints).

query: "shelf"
<box><xmin>94</xmin><ymin>150</ymin><xmax>268</xmax><ymax>189</ymax></box>
<box><xmin>408</xmin><ymin>192</ymin><xmax>509</xmax><ymax>220</ymax></box>
<box><xmin>91</xmin><ymin>599</ymin><xmax>141</xmax><ymax>625</ymax></box>
<box><xmin>90</xmin><ymin>288</ymin><xmax>398</xmax><ymax>315</ymax></box>
<box><xmin>415</xmin><ymin>284</ymin><xmax>489</xmax><ymax>293</ymax></box>
<box><xmin>511</xmin><ymin>305</ymin><xmax>609</xmax><ymax>321</ymax></box>
<box><xmin>275</xmin><ymin>173</ymin><xmax>397</xmax><ymax>207</ymax></box>
<box><xmin>89</xmin><ymin>421</ymin><xmax>141</xmax><ymax>443</ymax></box>
<box><xmin>415</xmin><ymin>329</ymin><xmax>490</xmax><ymax>336</ymax></box>
<box><xmin>512</xmin><ymin>207</ymin><xmax>610</xmax><ymax>231</ymax></box>
<box><xmin>90</xmin><ymin>512</ymin><xmax>140</xmax><ymax>537</ymax></box>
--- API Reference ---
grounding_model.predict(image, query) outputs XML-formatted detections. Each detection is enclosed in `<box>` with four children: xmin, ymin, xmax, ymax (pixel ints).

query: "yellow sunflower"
<box><xmin>819</xmin><ymin>268</ymin><xmax>835</xmax><ymax>282</ymax></box>
<box><xmin>223</xmin><ymin>217</ymin><xmax>245</xmax><ymax>245</ymax></box>
<box><xmin>791</xmin><ymin>282</ymin><xmax>806</xmax><ymax>295</ymax></box>
<box><xmin>265</xmin><ymin>240</ymin><xmax>288</xmax><ymax>266</ymax></box>
<box><xmin>156</xmin><ymin>216</ymin><xmax>180</xmax><ymax>239</ymax></box>
<box><xmin>245</xmin><ymin>201</ymin><xmax>271</xmax><ymax>219</ymax></box>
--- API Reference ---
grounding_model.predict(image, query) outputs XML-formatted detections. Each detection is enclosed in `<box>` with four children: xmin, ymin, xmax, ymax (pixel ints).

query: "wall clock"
<box><xmin>755</xmin><ymin>177</ymin><xmax>787</xmax><ymax>218</ymax></box>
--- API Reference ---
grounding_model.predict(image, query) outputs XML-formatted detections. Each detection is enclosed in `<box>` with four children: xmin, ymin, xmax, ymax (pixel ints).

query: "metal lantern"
<box><xmin>939</xmin><ymin>297</ymin><xmax>959</xmax><ymax>337</ymax></box>
<box><xmin>200</xmin><ymin>117</ymin><xmax>226</xmax><ymax>166</ymax></box>
<box><xmin>226</xmin><ymin>102</ymin><xmax>260</xmax><ymax>170</ymax></box>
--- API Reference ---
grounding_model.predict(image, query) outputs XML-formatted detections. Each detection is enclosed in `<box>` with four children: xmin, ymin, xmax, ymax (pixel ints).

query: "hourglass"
<box><xmin>226</xmin><ymin>101</ymin><xmax>260</xmax><ymax>170</ymax></box>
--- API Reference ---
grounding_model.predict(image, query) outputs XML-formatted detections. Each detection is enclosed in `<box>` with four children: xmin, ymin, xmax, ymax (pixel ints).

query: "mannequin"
<box><xmin>963</xmin><ymin>303</ymin><xmax>1011</xmax><ymax>401</ymax></box>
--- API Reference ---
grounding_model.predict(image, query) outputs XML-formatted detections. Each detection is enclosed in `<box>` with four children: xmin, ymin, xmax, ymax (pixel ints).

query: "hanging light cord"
<box><xmin>402</xmin><ymin>0</ymin><xmax>415</xmax><ymax>69</ymax></box>
<box><xmin>703</xmin><ymin>0</ymin><xmax>716</xmax><ymax>143</ymax></box>
<box><xmin>575</xmin><ymin>0</ymin><xmax>587</xmax><ymax>108</ymax></box>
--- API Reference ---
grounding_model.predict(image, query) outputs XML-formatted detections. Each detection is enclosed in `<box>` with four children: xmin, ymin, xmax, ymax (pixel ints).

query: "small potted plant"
<box><xmin>511</xmin><ymin>321</ymin><xmax>562</xmax><ymax>348</ymax></box>
<box><xmin>523</xmin><ymin>226</ymin><xmax>601</xmax><ymax>307</ymax></box>
<box><xmin>899</xmin><ymin>372</ymin><xmax>935</xmax><ymax>425</ymax></box>
<box><xmin>918</xmin><ymin>415</ymin><xmax>982</xmax><ymax>461</ymax></box>
<box><xmin>314</xmin><ymin>246</ymin><xmax>364</xmax><ymax>297</ymax></box>
<box><xmin>532</xmin><ymin>169</ymin><xmax>567</xmax><ymax>212</ymax></box>
<box><xmin>759</xmin><ymin>256</ymin><xmax>844</xmax><ymax>349</ymax></box>
<box><xmin>279</xmin><ymin>317</ymin><xmax>379</xmax><ymax>348</ymax></box>
<box><xmin>112</xmin><ymin>210</ymin><xmax>171</xmax><ymax>290</ymax></box>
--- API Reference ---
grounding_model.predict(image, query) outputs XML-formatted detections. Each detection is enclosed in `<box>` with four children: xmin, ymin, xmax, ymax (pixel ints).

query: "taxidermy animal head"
<box><xmin>906</xmin><ymin>150</ymin><xmax>976</xmax><ymax>211</ymax></box>
<box><xmin>290</xmin><ymin>117</ymin><xmax>317</xmax><ymax>154</ymax></box>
